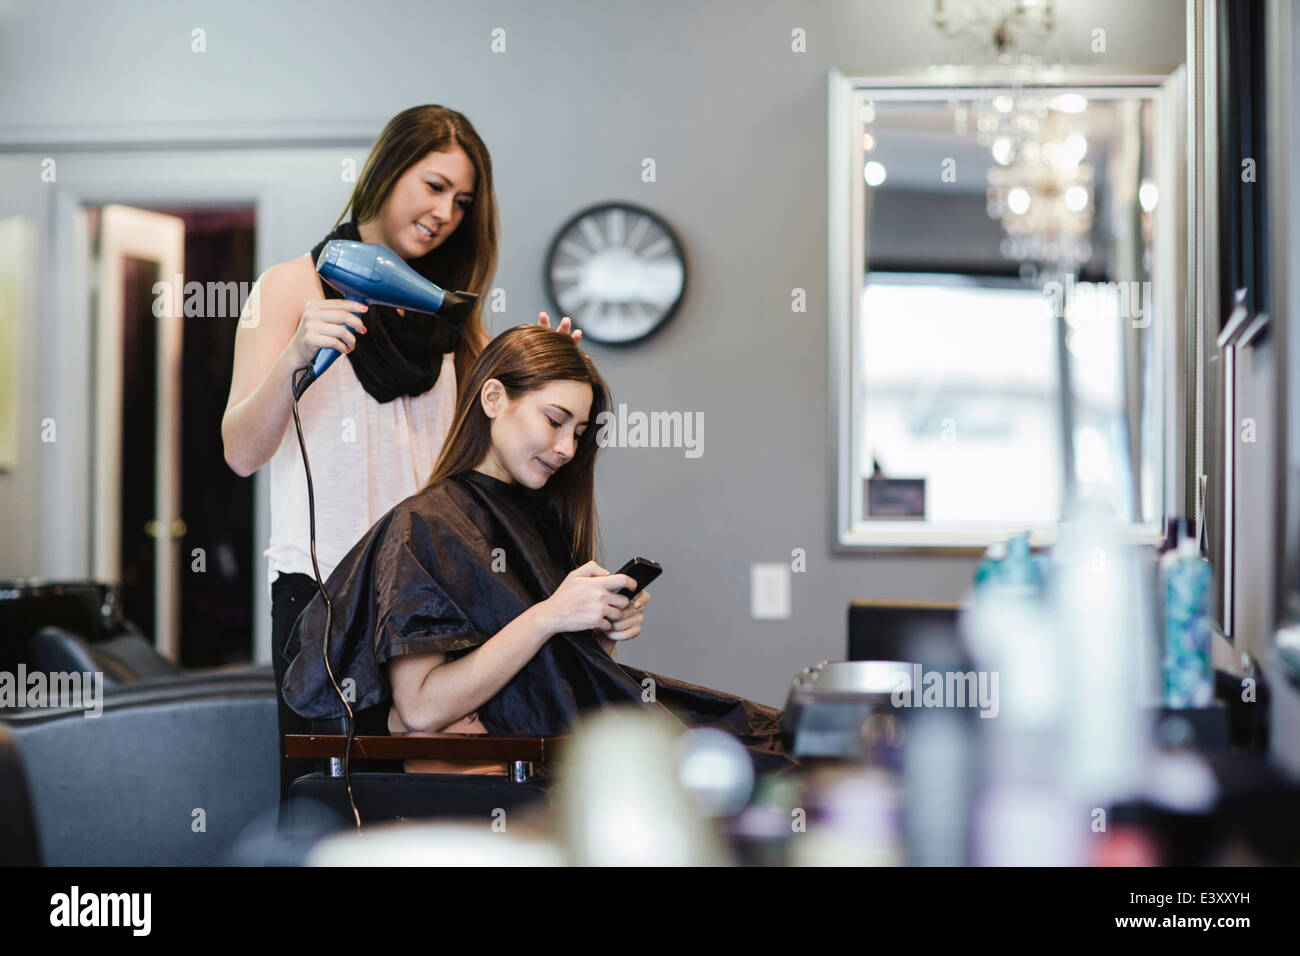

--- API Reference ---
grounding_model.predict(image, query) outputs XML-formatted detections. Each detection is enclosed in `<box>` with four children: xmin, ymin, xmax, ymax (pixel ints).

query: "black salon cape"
<box><xmin>282</xmin><ymin>469</ymin><xmax>799</xmax><ymax>775</ymax></box>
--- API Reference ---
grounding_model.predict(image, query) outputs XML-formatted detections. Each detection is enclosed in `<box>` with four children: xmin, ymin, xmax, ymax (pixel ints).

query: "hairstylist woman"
<box><xmin>220</xmin><ymin>104</ymin><xmax>579</xmax><ymax>804</ymax></box>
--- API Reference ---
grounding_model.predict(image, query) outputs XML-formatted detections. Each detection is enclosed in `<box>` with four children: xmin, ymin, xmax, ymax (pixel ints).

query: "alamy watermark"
<box><xmin>1043</xmin><ymin>273</ymin><xmax>1152</xmax><ymax>329</ymax></box>
<box><xmin>0</xmin><ymin>666</ymin><xmax>103</xmax><ymax>717</ymax></box>
<box><xmin>152</xmin><ymin>274</ymin><xmax>260</xmax><ymax>322</ymax></box>
<box><xmin>595</xmin><ymin>403</ymin><xmax>703</xmax><ymax>459</ymax></box>
<box><xmin>50</xmin><ymin>886</ymin><xmax>150</xmax><ymax>935</ymax></box>
<box><xmin>890</xmin><ymin>664</ymin><xmax>999</xmax><ymax>718</ymax></box>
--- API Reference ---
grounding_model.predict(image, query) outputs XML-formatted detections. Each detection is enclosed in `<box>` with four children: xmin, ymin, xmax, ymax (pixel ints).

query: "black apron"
<box><xmin>283</xmin><ymin>469</ymin><xmax>799</xmax><ymax>775</ymax></box>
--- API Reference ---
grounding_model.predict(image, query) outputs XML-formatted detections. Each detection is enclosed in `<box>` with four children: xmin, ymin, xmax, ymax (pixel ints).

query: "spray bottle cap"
<box><xmin>1008</xmin><ymin>532</ymin><xmax>1030</xmax><ymax>559</ymax></box>
<box><xmin>1001</xmin><ymin>532</ymin><xmax>1042</xmax><ymax>590</ymax></box>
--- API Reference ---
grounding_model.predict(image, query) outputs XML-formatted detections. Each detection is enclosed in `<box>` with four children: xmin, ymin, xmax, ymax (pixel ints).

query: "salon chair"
<box><xmin>0</xmin><ymin>579</ymin><xmax>194</xmax><ymax>703</ymax></box>
<box><xmin>0</xmin><ymin>723</ymin><xmax>41</xmax><ymax>865</ymax></box>
<box><xmin>0</xmin><ymin>669</ymin><xmax>279</xmax><ymax>865</ymax></box>
<box><xmin>0</xmin><ymin>579</ymin><xmax>129</xmax><ymax>673</ymax></box>
<box><xmin>26</xmin><ymin>624</ymin><xmax>182</xmax><ymax>685</ymax></box>
<box><xmin>284</xmin><ymin>716</ymin><xmax>559</xmax><ymax>836</ymax></box>
<box><xmin>847</xmin><ymin>599</ymin><xmax>966</xmax><ymax>666</ymax></box>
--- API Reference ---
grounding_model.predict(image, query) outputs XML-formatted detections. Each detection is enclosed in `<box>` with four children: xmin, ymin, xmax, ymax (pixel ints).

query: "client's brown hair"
<box><xmin>423</xmin><ymin>325</ymin><xmax>610</xmax><ymax>565</ymax></box>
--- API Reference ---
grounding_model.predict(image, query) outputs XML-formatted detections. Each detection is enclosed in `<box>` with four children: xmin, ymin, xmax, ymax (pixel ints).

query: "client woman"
<box><xmin>282</xmin><ymin>325</ymin><xmax>797</xmax><ymax>776</ymax></box>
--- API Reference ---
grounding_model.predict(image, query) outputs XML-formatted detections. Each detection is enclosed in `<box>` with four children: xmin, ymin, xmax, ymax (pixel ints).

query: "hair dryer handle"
<box><xmin>311</xmin><ymin>346</ymin><xmax>341</xmax><ymax>379</ymax></box>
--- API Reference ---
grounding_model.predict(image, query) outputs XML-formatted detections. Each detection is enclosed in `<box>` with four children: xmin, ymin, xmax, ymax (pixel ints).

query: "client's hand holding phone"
<box><xmin>541</xmin><ymin>558</ymin><xmax>661</xmax><ymax>646</ymax></box>
<box><xmin>542</xmin><ymin>560</ymin><xmax>638</xmax><ymax>634</ymax></box>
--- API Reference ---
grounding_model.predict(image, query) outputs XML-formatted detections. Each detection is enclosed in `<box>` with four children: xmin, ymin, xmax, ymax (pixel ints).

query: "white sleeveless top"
<box><xmin>263</xmin><ymin>348</ymin><xmax>457</xmax><ymax>597</ymax></box>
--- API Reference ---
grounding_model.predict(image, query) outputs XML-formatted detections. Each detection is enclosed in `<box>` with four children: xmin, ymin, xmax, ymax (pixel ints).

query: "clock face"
<box><xmin>544</xmin><ymin>202</ymin><xmax>686</xmax><ymax>344</ymax></box>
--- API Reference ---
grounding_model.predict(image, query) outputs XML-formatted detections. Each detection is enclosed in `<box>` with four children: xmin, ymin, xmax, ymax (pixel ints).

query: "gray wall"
<box><xmin>0</xmin><ymin>0</ymin><xmax>1188</xmax><ymax>705</ymax></box>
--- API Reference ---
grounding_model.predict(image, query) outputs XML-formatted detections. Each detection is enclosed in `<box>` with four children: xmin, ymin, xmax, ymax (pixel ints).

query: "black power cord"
<box><xmin>291</xmin><ymin>363</ymin><xmax>362</xmax><ymax>832</ymax></box>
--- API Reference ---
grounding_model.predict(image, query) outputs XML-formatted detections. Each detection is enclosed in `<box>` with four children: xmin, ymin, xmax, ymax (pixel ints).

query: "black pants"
<box><xmin>270</xmin><ymin>572</ymin><xmax>324</xmax><ymax>806</ymax></box>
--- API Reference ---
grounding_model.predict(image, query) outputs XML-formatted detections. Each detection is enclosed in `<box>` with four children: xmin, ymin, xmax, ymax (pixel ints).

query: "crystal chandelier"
<box><xmin>933</xmin><ymin>0</ymin><xmax>1057</xmax><ymax>68</ymax></box>
<box><xmin>931</xmin><ymin>1</ymin><xmax>1093</xmax><ymax>268</ymax></box>
<box><xmin>985</xmin><ymin>99</ymin><xmax>1095</xmax><ymax>268</ymax></box>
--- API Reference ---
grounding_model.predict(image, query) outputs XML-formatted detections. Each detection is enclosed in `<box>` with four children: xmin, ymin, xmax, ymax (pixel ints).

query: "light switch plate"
<box><xmin>751</xmin><ymin>563</ymin><xmax>791</xmax><ymax>620</ymax></box>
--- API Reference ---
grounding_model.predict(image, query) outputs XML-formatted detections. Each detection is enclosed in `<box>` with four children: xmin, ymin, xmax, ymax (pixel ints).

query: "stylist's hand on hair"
<box><xmin>537</xmin><ymin>311</ymin><xmax>583</xmax><ymax>344</ymax></box>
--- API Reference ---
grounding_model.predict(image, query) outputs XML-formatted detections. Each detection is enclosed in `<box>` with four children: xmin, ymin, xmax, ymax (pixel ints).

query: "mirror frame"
<box><xmin>828</xmin><ymin>66</ymin><xmax>1192</xmax><ymax>552</ymax></box>
<box><xmin>1267</xmin><ymin>0</ymin><xmax>1300</xmax><ymax>638</ymax></box>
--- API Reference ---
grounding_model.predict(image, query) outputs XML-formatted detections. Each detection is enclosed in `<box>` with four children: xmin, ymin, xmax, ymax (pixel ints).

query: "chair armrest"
<box><xmin>284</xmin><ymin>733</ymin><xmax>567</xmax><ymax>764</ymax></box>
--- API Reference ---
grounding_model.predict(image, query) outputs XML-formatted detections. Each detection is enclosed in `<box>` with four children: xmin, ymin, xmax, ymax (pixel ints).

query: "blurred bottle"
<box><xmin>554</xmin><ymin>706</ymin><xmax>728</xmax><ymax>866</ymax></box>
<box><xmin>964</xmin><ymin>532</ymin><xmax>1080</xmax><ymax>865</ymax></box>
<box><xmin>1161</xmin><ymin>529</ymin><xmax>1214</xmax><ymax>709</ymax></box>
<box><xmin>789</xmin><ymin>763</ymin><xmax>904</xmax><ymax>867</ymax></box>
<box><xmin>973</xmin><ymin>532</ymin><xmax>1048</xmax><ymax>592</ymax></box>
<box><xmin>1003</xmin><ymin>531</ymin><xmax>1048</xmax><ymax>592</ymax></box>
<box><xmin>781</xmin><ymin>705</ymin><xmax>906</xmax><ymax>866</ymax></box>
<box><xmin>1052</xmin><ymin>501</ymin><xmax>1152</xmax><ymax>816</ymax></box>
<box><xmin>902</xmin><ymin>699</ymin><xmax>976</xmax><ymax>865</ymax></box>
<box><xmin>974</xmin><ymin>539</ymin><xmax>1008</xmax><ymax>586</ymax></box>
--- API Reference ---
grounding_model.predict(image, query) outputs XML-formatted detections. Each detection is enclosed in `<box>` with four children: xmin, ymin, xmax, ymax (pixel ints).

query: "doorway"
<box><xmin>88</xmin><ymin>204</ymin><xmax>256</xmax><ymax>666</ymax></box>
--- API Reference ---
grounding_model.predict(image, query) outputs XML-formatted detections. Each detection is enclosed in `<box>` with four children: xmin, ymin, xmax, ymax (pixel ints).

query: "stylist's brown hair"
<box><xmin>336</xmin><ymin>104</ymin><xmax>498</xmax><ymax>391</ymax></box>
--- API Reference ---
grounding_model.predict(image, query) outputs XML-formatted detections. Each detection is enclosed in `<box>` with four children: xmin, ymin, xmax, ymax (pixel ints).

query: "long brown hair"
<box><xmin>335</xmin><ymin>104</ymin><xmax>497</xmax><ymax>391</ymax></box>
<box><xmin>423</xmin><ymin>325</ymin><xmax>611</xmax><ymax>566</ymax></box>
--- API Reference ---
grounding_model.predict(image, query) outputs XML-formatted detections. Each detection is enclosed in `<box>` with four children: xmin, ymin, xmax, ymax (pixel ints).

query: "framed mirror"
<box><xmin>829</xmin><ymin>69</ymin><xmax>1189</xmax><ymax>550</ymax></box>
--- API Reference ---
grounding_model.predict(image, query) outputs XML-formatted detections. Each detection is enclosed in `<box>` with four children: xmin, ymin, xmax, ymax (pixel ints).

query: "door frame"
<box><xmin>40</xmin><ymin>143</ymin><xmax>372</xmax><ymax>665</ymax></box>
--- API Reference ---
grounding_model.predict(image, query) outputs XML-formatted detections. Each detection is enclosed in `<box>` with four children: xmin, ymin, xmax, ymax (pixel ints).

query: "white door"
<box><xmin>91</xmin><ymin>204</ymin><xmax>185</xmax><ymax>659</ymax></box>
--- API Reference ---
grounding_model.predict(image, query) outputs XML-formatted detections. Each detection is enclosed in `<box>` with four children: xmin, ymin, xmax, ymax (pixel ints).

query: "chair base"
<box><xmin>287</xmin><ymin>771</ymin><xmax>554</xmax><ymax>836</ymax></box>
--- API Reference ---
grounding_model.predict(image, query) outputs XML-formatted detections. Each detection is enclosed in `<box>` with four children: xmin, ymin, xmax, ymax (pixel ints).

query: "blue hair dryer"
<box><xmin>295</xmin><ymin>240</ymin><xmax>477</xmax><ymax>396</ymax></box>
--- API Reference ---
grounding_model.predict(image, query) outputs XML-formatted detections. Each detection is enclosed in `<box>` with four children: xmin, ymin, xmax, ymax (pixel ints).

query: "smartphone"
<box><xmin>614</xmin><ymin>557</ymin><xmax>662</xmax><ymax>599</ymax></box>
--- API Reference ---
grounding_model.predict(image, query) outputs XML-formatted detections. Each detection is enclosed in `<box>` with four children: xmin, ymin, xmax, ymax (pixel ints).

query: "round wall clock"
<box><xmin>544</xmin><ymin>201</ymin><xmax>686</xmax><ymax>344</ymax></box>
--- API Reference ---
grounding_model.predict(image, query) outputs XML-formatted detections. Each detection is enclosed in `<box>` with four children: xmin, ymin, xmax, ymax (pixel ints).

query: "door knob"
<box><xmin>143</xmin><ymin>518</ymin><xmax>187</xmax><ymax>538</ymax></box>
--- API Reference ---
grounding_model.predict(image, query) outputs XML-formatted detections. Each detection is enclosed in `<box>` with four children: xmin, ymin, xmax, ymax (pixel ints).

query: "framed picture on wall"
<box><xmin>1216</xmin><ymin>0</ymin><xmax>1269</xmax><ymax>325</ymax></box>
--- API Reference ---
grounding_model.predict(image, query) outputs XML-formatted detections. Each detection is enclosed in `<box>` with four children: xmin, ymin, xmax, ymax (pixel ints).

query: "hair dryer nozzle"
<box><xmin>434</xmin><ymin>289</ymin><xmax>478</xmax><ymax>334</ymax></box>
